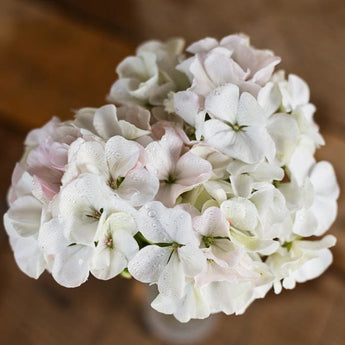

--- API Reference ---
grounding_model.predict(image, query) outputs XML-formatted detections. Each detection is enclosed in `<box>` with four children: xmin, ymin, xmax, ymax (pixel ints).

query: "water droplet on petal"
<box><xmin>148</xmin><ymin>209</ymin><xmax>157</xmax><ymax>217</ymax></box>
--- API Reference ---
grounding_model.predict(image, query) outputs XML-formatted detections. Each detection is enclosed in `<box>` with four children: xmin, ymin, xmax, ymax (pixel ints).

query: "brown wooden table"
<box><xmin>1</xmin><ymin>1</ymin><xmax>344</xmax><ymax>344</ymax></box>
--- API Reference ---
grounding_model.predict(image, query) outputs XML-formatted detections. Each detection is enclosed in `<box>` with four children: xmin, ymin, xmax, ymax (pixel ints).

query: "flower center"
<box><xmin>203</xmin><ymin>236</ymin><xmax>215</xmax><ymax>248</ymax></box>
<box><xmin>226</xmin><ymin>122</ymin><xmax>248</xmax><ymax>132</ymax></box>
<box><xmin>86</xmin><ymin>208</ymin><xmax>103</xmax><ymax>220</ymax></box>
<box><xmin>164</xmin><ymin>174</ymin><xmax>176</xmax><ymax>184</ymax></box>
<box><xmin>104</xmin><ymin>236</ymin><xmax>114</xmax><ymax>249</ymax></box>
<box><xmin>110</xmin><ymin>176</ymin><xmax>124</xmax><ymax>189</ymax></box>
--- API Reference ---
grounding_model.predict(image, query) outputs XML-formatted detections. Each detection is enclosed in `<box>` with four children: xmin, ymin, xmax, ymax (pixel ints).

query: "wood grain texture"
<box><xmin>0</xmin><ymin>1</ymin><xmax>344</xmax><ymax>344</ymax></box>
<box><xmin>0</xmin><ymin>0</ymin><xmax>134</xmax><ymax>130</ymax></box>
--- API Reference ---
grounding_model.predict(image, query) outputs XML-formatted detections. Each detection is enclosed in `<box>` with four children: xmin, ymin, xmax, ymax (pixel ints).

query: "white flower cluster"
<box><xmin>4</xmin><ymin>34</ymin><xmax>339</xmax><ymax>322</ymax></box>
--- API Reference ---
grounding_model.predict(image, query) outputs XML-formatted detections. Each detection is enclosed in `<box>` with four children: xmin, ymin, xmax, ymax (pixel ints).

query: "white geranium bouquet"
<box><xmin>4</xmin><ymin>34</ymin><xmax>339</xmax><ymax>322</ymax></box>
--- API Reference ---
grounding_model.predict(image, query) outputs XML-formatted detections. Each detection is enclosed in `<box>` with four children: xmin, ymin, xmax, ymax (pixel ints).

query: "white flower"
<box><xmin>267</xmin><ymin>235</ymin><xmax>336</xmax><ymax>293</ymax></box>
<box><xmin>267</xmin><ymin>114</ymin><xmax>300</xmax><ymax>166</ymax></box>
<box><xmin>2</xmin><ymin>33</ymin><xmax>340</xmax><ymax>322</ymax></box>
<box><xmin>205</xmin><ymin>280</ymin><xmax>255</xmax><ymax>316</ymax></box>
<box><xmin>91</xmin><ymin>211</ymin><xmax>139</xmax><ymax>280</ymax></box>
<box><xmin>4</xmin><ymin>212</ymin><xmax>46</xmax><ymax>279</ymax></box>
<box><xmin>277</xmin><ymin>74</ymin><xmax>310</xmax><ymax>113</ymax></box>
<box><xmin>250</xmin><ymin>187</ymin><xmax>293</xmax><ymax>242</ymax></box>
<box><xmin>108</xmin><ymin>39</ymin><xmax>188</xmax><ymax>106</ymax></box>
<box><xmin>292</xmin><ymin>161</ymin><xmax>339</xmax><ymax>237</ymax></box>
<box><xmin>56</xmin><ymin>173</ymin><xmax>135</xmax><ymax>245</ymax></box>
<box><xmin>190</xmin><ymin>144</ymin><xmax>232</xmax><ymax>204</ymax></box>
<box><xmin>177</xmin><ymin>34</ymin><xmax>280</xmax><ymax>97</ymax></box>
<box><xmin>221</xmin><ymin>197</ymin><xmax>279</xmax><ymax>255</ymax></box>
<box><xmin>63</xmin><ymin>135</ymin><xmax>159</xmax><ymax>207</ymax></box>
<box><xmin>39</xmin><ymin>217</ymin><xmax>93</xmax><ymax>288</ymax></box>
<box><xmin>201</xmin><ymin>84</ymin><xmax>275</xmax><ymax>163</ymax></box>
<box><xmin>193</xmin><ymin>207</ymin><xmax>261</xmax><ymax>286</ymax></box>
<box><xmin>39</xmin><ymin>176</ymin><xmax>138</xmax><ymax>287</ymax></box>
<box><xmin>227</xmin><ymin>160</ymin><xmax>284</xmax><ymax>198</ymax></box>
<box><xmin>151</xmin><ymin>279</ymin><xmax>210</xmax><ymax>323</ymax></box>
<box><xmin>4</xmin><ymin>169</ymin><xmax>47</xmax><ymax>279</ymax></box>
<box><xmin>128</xmin><ymin>202</ymin><xmax>206</xmax><ymax>299</ymax></box>
<box><xmin>74</xmin><ymin>104</ymin><xmax>151</xmax><ymax>141</ymax></box>
<box><xmin>145</xmin><ymin>129</ymin><xmax>212</xmax><ymax>207</ymax></box>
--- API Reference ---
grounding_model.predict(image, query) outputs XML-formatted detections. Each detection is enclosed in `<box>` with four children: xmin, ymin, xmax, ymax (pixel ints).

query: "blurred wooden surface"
<box><xmin>0</xmin><ymin>0</ymin><xmax>344</xmax><ymax>344</ymax></box>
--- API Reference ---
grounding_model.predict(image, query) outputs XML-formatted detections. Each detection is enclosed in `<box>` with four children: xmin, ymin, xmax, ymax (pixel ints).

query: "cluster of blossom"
<box><xmin>4</xmin><ymin>34</ymin><xmax>339</xmax><ymax>322</ymax></box>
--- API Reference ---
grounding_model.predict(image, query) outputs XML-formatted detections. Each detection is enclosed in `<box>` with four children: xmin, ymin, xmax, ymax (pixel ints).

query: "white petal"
<box><xmin>203</xmin><ymin>119</ymin><xmax>236</xmax><ymax>150</ymax></box>
<box><xmin>117</xmin><ymin>168</ymin><xmax>159</xmax><ymax>207</ymax></box>
<box><xmin>258</xmin><ymin>82</ymin><xmax>280</xmax><ymax>117</ymax></box>
<box><xmin>154</xmin><ymin>183</ymin><xmax>180</xmax><ymax>208</ymax></box>
<box><xmin>116</xmin><ymin>104</ymin><xmax>151</xmax><ymax>130</ymax></box>
<box><xmin>93</xmin><ymin>104</ymin><xmax>122</xmax><ymax>139</ymax></box>
<box><xmin>175</xmin><ymin>152</ymin><xmax>212</xmax><ymax>186</ymax></box>
<box><xmin>230</xmin><ymin>174</ymin><xmax>253</xmax><ymax>198</ymax></box>
<box><xmin>158</xmin><ymin>252</ymin><xmax>185</xmax><ymax>299</ymax></box>
<box><xmin>193</xmin><ymin>206</ymin><xmax>229</xmax><ymax>237</ymax></box>
<box><xmin>310</xmin><ymin>161</ymin><xmax>339</xmax><ymax>200</ymax></box>
<box><xmin>4</xmin><ymin>214</ymin><xmax>45</xmax><ymax>279</ymax></box>
<box><xmin>221</xmin><ymin>197</ymin><xmax>258</xmax><ymax>231</ymax></box>
<box><xmin>267</xmin><ymin>114</ymin><xmax>299</xmax><ymax>164</ymax></box>
<box><xmin>187</xmin><ymin>37</ymin><xmax>218</xmax><ymax>53</ymax></box>
<box><xmin>59</xmin><ymin>174</ymin><xmax>113</xmax><ymax>245</ymax></box>
<box><xmin>205</xmin><ymin>84</ymin><xmax>239</xmax><ymax>123</ymax></box>
<box><xmin>138</xmin><ymin>202</ymin><xmax>197</xmax><ymax>245</ymax></box>
<box><xmin>204</xmin><ymin>52</ymin><xmax>246</xmax><ymax>88</ymax></box>
<box><xmin>91</xmin><ymin>249</ymin><xmax>127</xmax><ymax>280</ymax></box>
<box><xmin>311</xmin><ymin>198</ymin><xmax>338</xmax><ymax>236</ymax></box>
<box><xmin>52</xmin><ymin>245</ymin><xmax>92</xmax><ymax>287</ymax></box>
<box><xmin>178</xmin><ymin>245</ymin><xmax>206</xmax><ymax>277</ymax></box>
<box><xmin>74</xmin><ymin>140</ymin><xmax>108</xmax><ymax>177</ymax></box>
<box><xmin>118</xmin><ymin>120</ymin><xmax>150</xmax><ymax>140</ymax></box>
<box><xmin>293</xmin><ymin>208</ymin><xmax>318</xmax><ymax>237</ymax></box>
<box><xmin>288</xmin><ymin>138</ymin><xmax>316</xmax><ymax>185</ymax></box>
<box><xmin>96</xmin><ymin>211</ymin><xmax>137</xmax><ymax>241</ymax></box>
<box><xmin>38</xmin><ymin>218</ymin><xmax>69</xmax><ymax>254</ymax></box>
<box><xmin>6</xmin><ymin>195</ymin><xmax>42</xmax><ymax>237</ymax></box>
<box><xmin>237</xmin><ymin>92</ymin><xmax>266</xmax><ymax>126</ymax></box>
<box><xmin>146</xmin><ymin>130</ymin><xmax>183</xmax><ymax>180</ymax></box>
<box><xmin>105</xmin><ymin>136</ymin><xmax>140</xmax><ymax>178</ymax></box>
<box><xmin>310</xmin><ymin>161</ymin><xmax>339</xmax><ymax>235</ymax></box>
<box><xmin>128</xmin><ymin>245</ymin><xmax>170</xmax><ymax>283</ymax></box>
<box><xmin>287</xmin><ymin>74</ymin><xmax>310</xmax><ymax>109</ymax></box>
<box><xmin>174</xmin><ymin>91</ymin><xmax>201</xmax><ymax>126</ymax></box>
<box><xmin>108</xmin><ymin>78</ymin><xmax>142</xmax><ymax>105</ymax></box>
<box><xmin>229</xmin><ymin>127</ymin><xmax>268</xmax><ymax>163</ymax></box>
<box><xmin>174</xmin><ymin>284</ymin><xmax>210</xmax><ymax>322</ymax></box>
<box><xmin>229</xmin><ymin>229</ymin><xmax>279</xmax><ymax>255</ymax></box>
<box><xmin>112</xmin><ymin>228</ymin><xmax>139</xmax><ymax>259</ymax></box>
<box><xmin>293</xmin><ymin>249</ymin><xmax>333</xmax><ymax>283</ymax></box>
<box><xmin>206</xmin><ymin>281</ymin><xmax>253</xmax><ymax>315</ymax></box>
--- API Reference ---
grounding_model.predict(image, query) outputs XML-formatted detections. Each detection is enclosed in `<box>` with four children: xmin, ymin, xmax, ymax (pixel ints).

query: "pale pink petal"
<box><xmin>193</xmin><ymin>207</ymin><xmax>229</xmax><ymax>238</ymax></box>
<box><xmin>146</xmin><ymin>129</ymin><xmax>183</xmax><ymax>180</ymax></box>
<box><xmin>204</xmin><ymin>51</ymin><xmax>246</xmax><ymax>86</ymax></box>
<box><xmin>175</xmin><ymin>151</ymin><xmax>212</xmax><ymax>186</ymax></box>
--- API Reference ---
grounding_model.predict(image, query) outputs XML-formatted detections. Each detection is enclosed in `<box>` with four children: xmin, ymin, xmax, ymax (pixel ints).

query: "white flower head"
<box><xmin>201</xmin><ymin>84</ymin><xmax>275</xmax><ymax>164</ymax></box>
<box><xmin>128</xmin><ymin>202</ymin><xmax>206</xmax><ymax>299</ymax></box>
<box><xmin>108</xmin><ymin>38</ymin><xmax>188</xmax><ymax>107</ymax></box>
<box><xmin>146</xmin><ymin>128</ymin><xmax>212</xmax><ymax>207</ymax></box>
